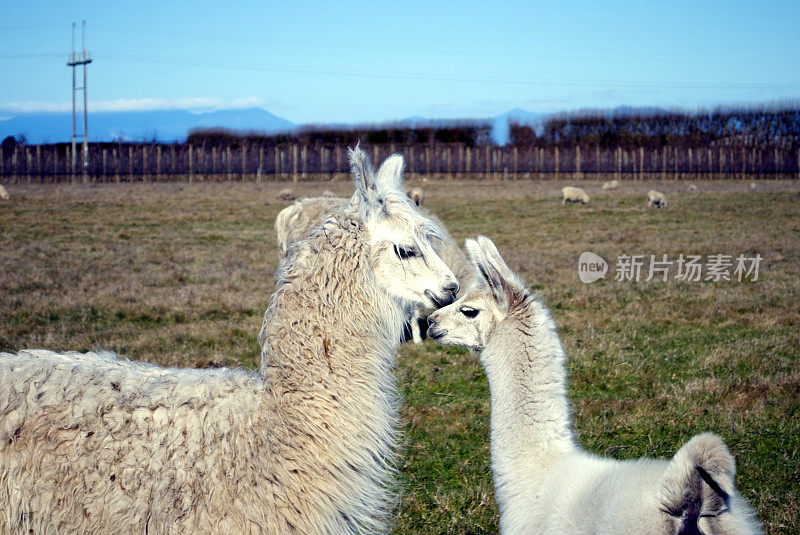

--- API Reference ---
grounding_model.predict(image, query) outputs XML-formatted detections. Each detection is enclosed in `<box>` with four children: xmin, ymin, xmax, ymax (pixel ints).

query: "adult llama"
<box><xmin>427</xmin><ymin>236</ymin><xmax>761</xmax><ymax>535</ymax></box>
<box><xmin>274</xmin><ymin>196</ymin><xmax>472</xmax><ymax>344</ymax></box>
<box><xmin>0</xmin><ymin>148</ymin><xmax>458</xmax><ymax>534</ymax></box>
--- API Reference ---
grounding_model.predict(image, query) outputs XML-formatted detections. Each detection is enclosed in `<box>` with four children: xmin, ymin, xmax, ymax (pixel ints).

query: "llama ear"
<box><xmin>349</xmin><ymin>145</ymin><xmax>378</xmax><ymax>206</ymax></box>
<box><xmin>465</xmin><ymin>236</ymin><xmax>525</xmax><ymax>310</ymax></box>
<box><xmin>658</xmin><ymin>433</ymin><xmax>736</xmax><ymax>523</ymax></box>
<box><xmin>374</xmin><ymin>153</ymin><xmax>404</xmax><ymax>193</ymax></box>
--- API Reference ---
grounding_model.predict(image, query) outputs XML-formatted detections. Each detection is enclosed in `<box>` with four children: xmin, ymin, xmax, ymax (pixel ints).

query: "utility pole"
<box><xmin>67</xmin><ymin>21</ymin><xmax>92</xmax><ymax>182</ymax></box>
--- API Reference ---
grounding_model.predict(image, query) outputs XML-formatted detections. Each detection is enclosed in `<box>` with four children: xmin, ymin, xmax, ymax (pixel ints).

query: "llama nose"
<box><xmin>443</xmin><ymin>281</ymin><xmax>459</xmax><ymax>295</ymax></box>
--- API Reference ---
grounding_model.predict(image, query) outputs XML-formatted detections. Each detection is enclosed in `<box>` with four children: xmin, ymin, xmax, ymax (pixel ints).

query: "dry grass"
<box><xmin>1</xmin><ymin>178</ymin><xmax>798</xmax><ymax>534</ymax></box>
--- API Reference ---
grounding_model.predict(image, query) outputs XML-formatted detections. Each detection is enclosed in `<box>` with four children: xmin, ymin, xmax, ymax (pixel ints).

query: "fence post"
<box><xmin>102</xmin><ymin>149</ymin><xmax>107</xmax><ymax>180</ymax></box>
<box><xmin>210</xmin><ymin>147</ymin><xmax>216</xmax><ymax>180</ymax></box>
<box><xmin>686</xmin><ymin>148</ymin><xmax>692</xmax><ymax>179</ymax></box>
<box><xmin>574</xmin><ymin>146</ymin><xmax>581</xmax><ymax>180</ymax></box>
<box><xmin>156</xmin><ymin>146</ymin><xmax>162</xmax><ymax>181</ymax></box>
<box><xmin>301</xmin><ymin>145</ymin><xmax>307</xmax><ymax>179</ymax></box>
<box><xmin>64</xmin><ymin>146</ymin><xmax>71</xmax><ymax>183</ymax></box>
<box><xmin>797</xmin><ymin>148</ymin><xmax>800</xmax><ymax>179</ymax></box>
<box><xmin>292</xmin><ymin>145</ymin><xmax>298</xmax><ymax>182</ymax></box>
<box><xmin>128</xmin><ymin>146</ymin><xmax>133</xmax><ymax>181</ymax></box>
<box><xmin>465</xmin><ymin>146</ymin><xmax>471</xmax><ymax>176</ymax></box>
<box><xmin>36</xmin><ymin>145</ymin><xmax>42</xmax><ymax>182</ymax></box>
<box><xmin>113</xmin><ymin>149</ymin><xmax>119</xmax><ymax>183</ymax></box>
<box><xmin>171</xmin><ymin>146</ymin><xmax>176</xmax><ymax>180</ymax></box>
<box><xmin>25</xmin><ymin>148</ymin><xmax>31</xmax><ymax>183</ymax></box>
<box><xmin>258</xmin><ymin>146</ymin><xmax>264</xmax><ymax>182</ymax></box>
<box><xmin>673</xmin><ymin>147</ymin><xmax>678</xmax><ymax>179</ymax></box>
<box><xmin>242</xmin><ymin>145</ymin><xmax>247</xmax><ymax>180</ymax></box>
<box><xmin>188</xmin><ymin>145</ymin><xmax>193</xmax><ymax>182</ymax></box>
<box><xmin>143</xmin><ymin>146</ymin><xmax>149</xmax><ymax>182</ymax></box>
<box><xmin>428</xmin><ymin>147</ymin><xmax>433</xmax><ymax>176</ymax></box>
<box><xmin>639</xmin><ymin>147</ymin><xmax>644</xmax><ymax>180</ymax></box>
<box><xmin>554</xmin><ymin>147</ymin><xmax>560</xmax><ymax>180</ymax></box>
<box><xmin>740</xmin><ymin>147</ymin><xmax>745</xmax><ymax>180</ymax></box>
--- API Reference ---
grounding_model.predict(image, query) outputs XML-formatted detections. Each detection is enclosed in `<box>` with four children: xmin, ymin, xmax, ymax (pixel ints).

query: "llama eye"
<box><xmin>460</xmin><ymin>307</ymin><xmax>480</xmax><ymax>319</ymax></box>
<box><xmin>394</xmin><ymin>245</ymin><xmax>418</xmax><ymax>260</ymax></box>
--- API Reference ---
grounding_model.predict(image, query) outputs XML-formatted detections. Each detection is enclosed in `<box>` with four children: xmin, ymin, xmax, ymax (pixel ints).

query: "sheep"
<box><xmin>688</xmin><ymin>184</ymin><xmax>698</xmax><ymax>192</ymax></box>
<box><xmin>601</xmin><ymin>179</ymin><xmax>619</xmax><ymax>190</ymax></box>
<box><xmin>0</xmin><ymin>184</ymin><xmax>8</xmax><ymax>200</ymax></box>
<box><xmin>561</xmin><ymin>185</ymin><xmax>590</xmax><ymax>205</ymax></box>
<box><xmin>275</xmin><ymin>196</ymin><xmax>473</xmax><ymax>344</ymax></box>
<box><xmin>648</xmin><ymin>189</ymin><xmax>668</xmax><ymax>208</ymax></box>
<box><xmin>409</xmin><ymin>187</ymin><xmax>424</xmax><ymax>206</ymax></box>
<box><xmin>275</xmin><ymin>187</ymin><xmax>295</xmax><ymax>201</ymax></box>
<box><xmin>427</xmin><ymin>236</ymin><xmax>762</xmax><ymax>535</ymax></box>
<box><xmin>749</xmin><ymin>182</ymin><xmax>758</xmax><ymax>191</ymax></box>
<box><xmin>321</xmin><ymin>189</ymin><xmax>337</xmax><ymax>198</ymax></box>
<box><xmin>0</xmin><ymin>147</ymin><xmax>459</xmax><ymax>534</ymax></box>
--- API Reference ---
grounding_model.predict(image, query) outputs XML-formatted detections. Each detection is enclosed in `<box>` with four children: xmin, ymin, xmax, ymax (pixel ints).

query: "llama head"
<box><xmin>427</xmin><ymin>236</ymin><xmax>528</xmax><ymax>351</ymax></box>
<box><xmin>348</xmin><ymin>147</ymin><xmax>458</xmax><ymax>312</ymax></box>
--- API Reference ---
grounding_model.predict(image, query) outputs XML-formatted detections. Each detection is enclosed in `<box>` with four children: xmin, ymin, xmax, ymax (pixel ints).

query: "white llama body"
<box><xmin>427</xmin><ymin>236</ymin><xmax>761</xmax><ymax>535</ymax></box>
<box><xmin>0</xmin><ymin>148</ymin><xmax>458</xmax><ymax>534</ymax></box>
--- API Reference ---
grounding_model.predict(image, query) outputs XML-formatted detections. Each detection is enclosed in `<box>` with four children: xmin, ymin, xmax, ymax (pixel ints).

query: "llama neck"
<box><xmin>256</xmin><ymin>216</ymin><xmax>405</xmax><ymax>532</ymax></box>
<box><xmin>480</xmin><ymin>299</ymin><xmax>576</xmax><ymax>502</ymax></box>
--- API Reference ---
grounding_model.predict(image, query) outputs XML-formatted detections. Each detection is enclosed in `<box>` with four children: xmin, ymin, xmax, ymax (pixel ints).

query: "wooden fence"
<box><xmin>1</xmin><ymin>143</ymin><xmax>799</xmax><ymax>183</ymax></box>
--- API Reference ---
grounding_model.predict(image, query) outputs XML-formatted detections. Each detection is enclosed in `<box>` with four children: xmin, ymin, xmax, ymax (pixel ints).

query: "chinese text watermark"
<box><xmin>578</xmin><ymin>253</ymin><xmax>762</xmax><ymax>283</ymax></box>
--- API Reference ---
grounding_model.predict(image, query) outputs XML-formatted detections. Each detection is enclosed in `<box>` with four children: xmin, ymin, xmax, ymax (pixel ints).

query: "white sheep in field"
<box><xmin>0</xmin><ymin>184</ymin><xmax>8</xmax><ymax>200</ymax></box>
<box><xmin>561</xmin><ymin>185</ymin><xmax>590</xmax><ymax>205</ymax></box>
<box><xmin>409</xmin><ymin>186</ymin><xmax>424</xmax><ymax>206</ymax></box>
<box><xmin>648</xmin><ymin>189</ymin><xmax>668</xmax><ymax>208</ymax></box>
<box><xmin>688</xmin><ymin>184</ymin><xmax>698</xmax><ymax>192</ymax></box>
<box><xmin>275</xmin><ymin>196</ymin><xmax>472</xmax><ymax>344</ymax></box>
<box><xmin>427</xmin><ymin>236</ymin><xmax>761</xmax><ymax>535</ymax></box>
<box><xmin>749</xmin><ymin>182</ymin><xmax>758</xmax><ymax>191</ymax></box>
<box><xmin>275</xmin><ymin>187</ymin><xmax>295</xmax><ymax>201</ymax></box>
<box><xmin>0</xmin><ymin>147</ymin><xmax>459</xmax><ymax>534</ymax></box>
<box><xmin>601</xmin><ymin>179</ymin><xmax>619</xmax><ymax>190</ymax></box>
<box><xmin>321</xmin><ymin>189</ymin><xmax>337</xmax><ymax>198</ymax></box>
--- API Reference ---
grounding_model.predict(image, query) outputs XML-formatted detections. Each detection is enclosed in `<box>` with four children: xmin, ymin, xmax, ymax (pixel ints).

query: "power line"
<box><xmin>0</xmin><ymin>52</ymin><xmax>64</xmax><ymax>58</ymax></box>
<box><xmin>99</xmin><ymin>51</ymin><xmax>800</xmax><ymax>91</ymax></box>
<box><xmin>89</xmin><ymin>25</ymin><xmax>800</xmax><ymax>66</ymax></box>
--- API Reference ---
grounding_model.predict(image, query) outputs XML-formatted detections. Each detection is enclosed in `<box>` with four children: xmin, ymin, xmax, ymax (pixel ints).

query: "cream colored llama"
<box><xmin>275</xmin><ymin>196</ymin><xmax>472</xmax><ymax>343</ymax></box>
<box><xmin>0</xmin><ymin>148</ymin><xmax>459</xmax><ymax>534</ymax></box>
<box><xmin>427</xmin><ymin>236</ymin><xmax>761</xmax><ymax>535</ymax></box>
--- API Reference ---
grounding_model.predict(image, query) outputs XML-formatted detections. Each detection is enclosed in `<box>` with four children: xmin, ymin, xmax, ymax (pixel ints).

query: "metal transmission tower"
<box><xmin>67</xmin><ymin>21</ymin><xmax>92</xmax><ymax>181</ymax></box>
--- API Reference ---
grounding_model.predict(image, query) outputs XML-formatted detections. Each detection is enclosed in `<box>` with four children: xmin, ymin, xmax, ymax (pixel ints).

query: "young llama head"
<box><xmin>427</xmin><ymin>236</ymin><xmax>529</xmax><ymax>351</ymax></box>
<box><xmin>345</xmin><ymin>147</ymin><xmax>459</xmax><ymax>312</ymax></box>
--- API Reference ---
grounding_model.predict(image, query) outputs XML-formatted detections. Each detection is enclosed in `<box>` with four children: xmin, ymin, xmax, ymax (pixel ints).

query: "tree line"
<box><xmin>509</xmin><ymin>106</ymin><xmax>800</xmax><ymax>149</ymax></box>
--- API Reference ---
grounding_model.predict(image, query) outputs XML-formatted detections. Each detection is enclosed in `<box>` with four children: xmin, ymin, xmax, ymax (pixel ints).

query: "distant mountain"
<box><xmin>0</xmin><ymin>108</ymin><xmax>295</xmax><ymax>144</ymax></box>
<box><xmin>1</xmin><ymin>104</ymin><xmax>683</xmax><ymax>146</ymax></box>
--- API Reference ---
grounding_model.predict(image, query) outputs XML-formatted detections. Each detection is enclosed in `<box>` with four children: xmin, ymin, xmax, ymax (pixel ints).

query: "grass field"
<box><xmin>1</xmin><ymin>178</ymin><xmax>798</xmax><ymax>534</ymax></box>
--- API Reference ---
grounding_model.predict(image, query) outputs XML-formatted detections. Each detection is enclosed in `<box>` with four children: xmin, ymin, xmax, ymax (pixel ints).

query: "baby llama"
<box><xmin>427</xmin><ymin>236</ymin><xmax>761</xmax><ymax>535</ymax></box>
<box><xmin>0</xmin><ymin>148</ymin><xmax>458</xmax><ymax>534</ymax></box>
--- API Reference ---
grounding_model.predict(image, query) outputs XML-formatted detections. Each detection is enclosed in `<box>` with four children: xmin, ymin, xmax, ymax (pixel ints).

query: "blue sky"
<box><xmin>2</xmin><ymin>1</ymin><xmax>799</xmax><ymax>124</ymax></box>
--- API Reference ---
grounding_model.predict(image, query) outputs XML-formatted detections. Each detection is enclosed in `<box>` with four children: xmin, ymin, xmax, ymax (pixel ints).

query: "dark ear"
<box><xmin>349</xmin><ymin>145</ymin><xmax>377</xmax><ymax>206</ymax></box>
<box><xmin>464</xmin><ymin>236</ymin><xmax>526</xmax><ymax>310</ymax></box>
<box><xmin>658</xmin><ymin>433</ymin><xmax>736</xmax><ymax>525</ymax></box>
